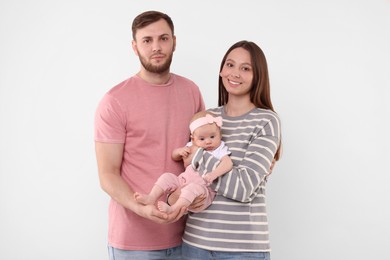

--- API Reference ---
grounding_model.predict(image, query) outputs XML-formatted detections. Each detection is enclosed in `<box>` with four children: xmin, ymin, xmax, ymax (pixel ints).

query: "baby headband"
<box><xmin>189</xmin><ymin>114</ymin><xmax>223</xmax><ymax>134</ymax></box>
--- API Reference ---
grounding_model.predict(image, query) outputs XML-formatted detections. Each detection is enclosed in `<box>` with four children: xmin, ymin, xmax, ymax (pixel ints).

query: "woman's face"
<box><xmin>219</xmin><ymin>47</ymin><xmax>254</xmax><ymax>97</ymax></box>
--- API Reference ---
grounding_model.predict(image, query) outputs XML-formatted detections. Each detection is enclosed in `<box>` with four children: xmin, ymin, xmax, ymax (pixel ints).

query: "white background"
<box><xmin>1</xmin><ymin>1</ymin><xmax>389</xmax><ymax>259</ymax></box>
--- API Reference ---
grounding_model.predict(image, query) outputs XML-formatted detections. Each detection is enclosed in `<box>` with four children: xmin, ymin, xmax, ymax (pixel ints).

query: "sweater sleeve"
<box><xmin>191</xmin><ymin>116</ymin><xmax>280</xmax><ymax>202</ymax></box>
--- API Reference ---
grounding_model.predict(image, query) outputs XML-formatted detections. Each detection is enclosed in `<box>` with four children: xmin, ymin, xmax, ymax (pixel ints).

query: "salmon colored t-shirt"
<box><xmin>94</xmin><ymin>74</ymin><xmax>205</xmax><ymax>250</ymax></box>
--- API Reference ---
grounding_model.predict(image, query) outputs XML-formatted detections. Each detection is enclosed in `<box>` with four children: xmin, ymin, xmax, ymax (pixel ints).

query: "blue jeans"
<box><xmin>182</xmin><ymin>242</ymin><xmax>270</xmax><ymax>260</ymax></box>
<box><xmin>108</xmin><ymin>245</ymin><xmax>182</xmax><ymax>260</ymax></box>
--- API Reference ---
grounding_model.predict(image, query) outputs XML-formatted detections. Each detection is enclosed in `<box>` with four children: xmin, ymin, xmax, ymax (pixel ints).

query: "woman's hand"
<box><xmin>188</xmin><ymin>194</ymin><xmax>206</xmax><ymax>212</ymax></box>
<box><xmin>167</xmin><ymin>187</ymin><xmax>206</xmax><ymax>213</ymax></box>
<box><xmin>265</xmin><ymin>158</ymin><xmax>276</xmax><ymax>181</ymax></box>
<box><xmin>268</xmin><ymin>158</ymin><xmax>276</xmax><ymax>175</ymax></box>
<box><xmin>202</xmin><ymin>174</ymin><xmax>213</xmax><ymax>186</ymax></box>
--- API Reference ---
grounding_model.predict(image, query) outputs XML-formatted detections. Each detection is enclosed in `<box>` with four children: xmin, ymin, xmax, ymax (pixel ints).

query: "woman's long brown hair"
<box><xmin>218</xmin><ymin>40</ymin><xmax>282</xmax><ymax>160</ymax></box>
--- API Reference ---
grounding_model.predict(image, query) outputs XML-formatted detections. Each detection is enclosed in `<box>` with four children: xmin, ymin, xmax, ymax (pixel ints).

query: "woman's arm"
<box><xmin>191</xmin><ymin>118</ymin><xmax>280</xmax><ymax>202</ymax></box>
<box><xmin>203</xmin><ymin>155</ymin><xmax>233</xmax><ymax>185</ymax></box>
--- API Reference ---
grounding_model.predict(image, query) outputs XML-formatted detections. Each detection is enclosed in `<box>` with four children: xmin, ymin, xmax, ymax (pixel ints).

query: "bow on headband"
<box><xmin>189</xmin><ymin>114</ymin><xmax>223</xmax><ymax>134</ymax></box>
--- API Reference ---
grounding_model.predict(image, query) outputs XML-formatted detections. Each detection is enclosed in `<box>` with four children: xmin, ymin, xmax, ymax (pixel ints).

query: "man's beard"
<box><xmin>139</xmin><ymin>53</ymin><xmax>173</xmax><ymax>74</ymax></box>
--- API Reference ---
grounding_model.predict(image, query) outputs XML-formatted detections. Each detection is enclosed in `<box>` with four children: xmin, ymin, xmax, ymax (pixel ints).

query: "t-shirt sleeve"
<box><xmin>192</xmin><ymin>82</ymin><xmax>205</xmax><ymax>113</ymax></box>
<box><xmin>210</xmin><ymin>141</ymin><xmax>231</xmax><ymax>159</ymax></box>
<box><xmin>94</xmin><ymin>93</ymin><xmax>126</xmax><ymax>143</ymax></box>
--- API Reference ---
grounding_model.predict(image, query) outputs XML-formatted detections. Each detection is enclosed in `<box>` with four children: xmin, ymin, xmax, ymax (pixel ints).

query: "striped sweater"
<box><xmin>183</xmin><ymin>106</ymin><xmax>281</xmax><ymax>252</ymax></box>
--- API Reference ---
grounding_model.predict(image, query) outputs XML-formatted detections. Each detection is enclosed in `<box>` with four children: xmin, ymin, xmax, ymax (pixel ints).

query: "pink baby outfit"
<box><xmin>94</xmin><ymin>74</ymin><xmax>204</xmax><ymax>250</ymax></box>
<box><xmin>155</xmin><ymin>141</ymin><xmax>230</xmax><ymax>212</ymax></box>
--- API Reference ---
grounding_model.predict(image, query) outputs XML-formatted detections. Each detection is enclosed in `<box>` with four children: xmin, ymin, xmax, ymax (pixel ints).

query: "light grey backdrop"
<box><xmin>1</xmin><ymin>1</ymin><xmax>389</xmax><ymax>259</ymax></box>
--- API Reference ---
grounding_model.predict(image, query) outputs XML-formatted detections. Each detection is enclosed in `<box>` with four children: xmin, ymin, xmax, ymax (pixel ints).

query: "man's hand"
<box><xmin>133</xmin><ymin>202</ymin><xmax>187</xmax><ymax>224</ymax></box>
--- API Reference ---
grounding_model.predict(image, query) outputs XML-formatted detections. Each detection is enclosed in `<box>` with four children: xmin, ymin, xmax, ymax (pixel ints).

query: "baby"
<box><xmin>134</xmin><ymin>111</ymin><xmax>233</xmax><ymax>213</ymax></box>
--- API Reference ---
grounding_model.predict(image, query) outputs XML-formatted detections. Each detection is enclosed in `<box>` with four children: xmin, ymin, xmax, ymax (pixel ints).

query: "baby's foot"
<box><xmin>134</xmin><ymin>192</ymin><xmax>154</xmax><ymax>205</ymax></box>
<box><xmin>157</xmin><ymin>201</ymin><xmax>172</xmax><ymax>213</ymax></box>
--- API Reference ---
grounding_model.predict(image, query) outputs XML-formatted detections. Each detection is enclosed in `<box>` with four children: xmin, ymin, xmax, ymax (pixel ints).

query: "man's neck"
<box><xmin>137</xmin><ymin>70</ymin><xmax>171</xmax><ymax>85</ymax></box>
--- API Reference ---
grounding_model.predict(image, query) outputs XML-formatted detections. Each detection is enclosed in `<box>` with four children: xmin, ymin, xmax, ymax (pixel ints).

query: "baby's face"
<box><xmin>192</xmin><ymin>123</ymin><xmax>222</xmax><ymax>151</ymax></box>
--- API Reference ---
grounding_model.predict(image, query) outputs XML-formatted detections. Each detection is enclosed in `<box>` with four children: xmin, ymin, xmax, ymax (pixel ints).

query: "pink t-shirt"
<box><xmin>94</xmin><ymin>74</ymin><xmax>205</xmax><ymax>250</ymax></box>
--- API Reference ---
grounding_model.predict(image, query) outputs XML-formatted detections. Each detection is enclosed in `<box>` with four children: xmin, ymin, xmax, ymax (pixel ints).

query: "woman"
<box><xmin>181</xmin><ymin>40</ymin><xmax>282</xmax><ymax>259</ymax></box>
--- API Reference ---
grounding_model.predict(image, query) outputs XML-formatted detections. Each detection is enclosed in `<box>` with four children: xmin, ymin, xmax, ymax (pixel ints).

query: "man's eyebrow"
<box><xmin>141</xmin><ymin>34</ymin><xmax>170</xmax><ymax>40</ymax></box>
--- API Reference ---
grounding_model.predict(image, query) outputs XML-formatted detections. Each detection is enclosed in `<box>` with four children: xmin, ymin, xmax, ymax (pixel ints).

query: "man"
<box><xmin>94</xmin><ymin>11</ymin><xmax>205</xmax><ymax>259</ymax></box>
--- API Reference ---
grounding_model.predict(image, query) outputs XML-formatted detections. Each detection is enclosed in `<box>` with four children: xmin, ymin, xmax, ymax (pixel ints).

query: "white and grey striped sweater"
<box><xmin>183</xmin><ymin>106</ymin><xmax>281</xmax><ymax>252</ymax></box>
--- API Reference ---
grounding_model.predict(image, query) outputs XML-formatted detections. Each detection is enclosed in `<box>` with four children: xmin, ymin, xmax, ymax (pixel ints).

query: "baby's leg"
<box><xmin>158</xmin><ymin>183</ymin><xmax>207</xmax><ymax>213</ymax></box>
<box><xmin>158</xmin><ymin>197</ymin><xmax>191</xmax><ymax>214</ymax></box>
<box><xmin>134</xmin><ymin>185</ymin><xmax>164</xmax><ymax>205</ymax></box>
<box><xmin>135</xmin><ymin>172</ymin><xmax>179</xmax><ymax>205</ymax></box>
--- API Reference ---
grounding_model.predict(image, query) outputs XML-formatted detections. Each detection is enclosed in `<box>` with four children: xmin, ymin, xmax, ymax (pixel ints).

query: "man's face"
<box><xmin>132</xmin><ymin>19</ymin><xmax>176</xmax><ymax>74</ymax></box>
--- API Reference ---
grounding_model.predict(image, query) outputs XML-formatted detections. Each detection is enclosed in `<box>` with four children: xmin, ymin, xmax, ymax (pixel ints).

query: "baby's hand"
<box><xmin>202</xmin><ymin>174</ymin><xmax>213</xmax><ymax>186</ymax></box>
<box><xmin>183</xmin><ymin>145</ymin><xmax>199</xmax><ymax>167</ymax></box>
<box><xmin>176</xmin><ymin>146</ymin><xmax>191</xmax><ymax>159</ymax></box>
<box><xmin>178</xmin><ymin>147</ymin><xmax>191</xmax><ymax>158</ymax></box>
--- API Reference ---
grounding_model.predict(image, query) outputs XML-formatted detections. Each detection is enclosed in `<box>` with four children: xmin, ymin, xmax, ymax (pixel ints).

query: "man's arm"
<box><xmin>95</xmin><ymin>142</ymin><xmax>186</xmax><ymax>223</ymax></box>
<box><xmin>95</xmin><ymin>142</ymin><xmax>134</xmax><ymax>208</ymax></box>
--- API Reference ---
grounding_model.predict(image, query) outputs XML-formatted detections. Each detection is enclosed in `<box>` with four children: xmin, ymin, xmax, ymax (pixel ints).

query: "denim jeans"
<box><xmin>108</xmin><ymin>244</ymin><xmax>182</xmax><ymax>260</ymax></box>
<box><xmin>182</xmin><ymin>242</ymin><xmax>270</xmax><ymax>260</ymax></box>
